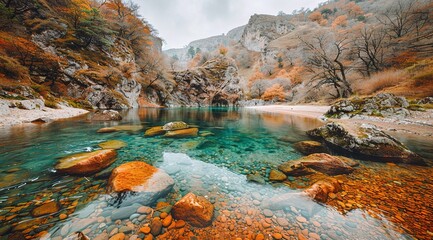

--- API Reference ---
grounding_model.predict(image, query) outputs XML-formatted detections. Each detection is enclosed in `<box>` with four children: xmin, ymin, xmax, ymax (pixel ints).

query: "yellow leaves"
<box><xmin>332</xmin><ymin>15</ymin><xmax>348</xmax><ymax>28</ymax></box>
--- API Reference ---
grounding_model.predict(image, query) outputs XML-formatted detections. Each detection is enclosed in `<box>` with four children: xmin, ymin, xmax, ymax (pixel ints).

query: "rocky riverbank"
<box><xmin>0</xmin><ymin>99</ymin><xmax>88</xmax><ymax>127</ymax></box>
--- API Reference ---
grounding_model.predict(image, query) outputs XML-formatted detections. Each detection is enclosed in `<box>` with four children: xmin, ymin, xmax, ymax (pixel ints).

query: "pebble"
<box><xmin>129</xmin><ymin>213</ymin><xmax>140</xmax><ymax>221</ymax></box>
<box><xmin>109</xmin><ymin>233</ymin><xmax>125</xmax><ymax>240</ymax></box>
<box><xmin>140</xmin><ymin>226</ymin><xmax>151</xmax><ymax>234</ymax></box>
<box><xmin>309</xmin><ymin>232</ymin><xmax>320</xmax><ymax>240</ymax></box>
<box><xmin>59</xmin><ymin>213</ymin><xmax>67</xmax><ymax>220</ymax></box>
<box><xmin>160</xmin><ymin>212</ymin><xmax>168</xmax><ymax>219</ymax></box>
<box><xmin>245</xmin><ymin>217</ymin><xmax>253</xmax><ymax>226</ymax></box>
<box><xmin>255</xmin><ymin>233</ymin><xmax>265</xmax><ymax>240</ymax></box>
<box><xmin>296</xmin><ymin>216</ymin><xmax>307</xmax><ymax>223</ymax></box>
<box><xmin>119</xmin><ymin>226</ymin><xmax>133</xmax><ymax>233</ymax></box>
<box><xmin>94</xmin><ymin>233</ymin><xmax>109</xmax><ymax>240</ymax></box>
<box><xmin>162</xmin><ymin>215</ymin><xmax>172</xmax><ymax>227</ymax></box>
<box><xmin>137</xmin><ymin>206</ymin><xmax>152</xmax><ymax>214</ymax></box>
<box><xmin>253</xmin><ymin>200</ymin><xmax>261</xmax><ymax>206</ymax></box>
<box><xmin>263</xmin><ymin>209</ymin><xmax>273</xmax><ymax>217</ymax></box>
<box><xmin>151</xmin><ymin>218</ymin><xmax>162</xmax><ymax>236</ymax></box>
<box><xmin>110</xmin><ymin>228</ymin><xmax>119</xmax><ymax>236</ymax></box>
<box><xmin>276</xmin><ymin>218</ymin><xmax>289</xmax><ymax>227</ymax></box>
<box><xmin>175</xmin><ymin>220</ymin><xmax>186</xmax><ymax>228</ymax></box>
<box><xmin>272</xmin><ymin>233</ymin><xmax>283</xmax><ymax>239</ymax></box>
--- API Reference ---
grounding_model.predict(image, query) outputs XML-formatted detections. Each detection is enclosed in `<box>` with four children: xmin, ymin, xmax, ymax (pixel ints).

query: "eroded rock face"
<box><xmin>166</xmin><ymin>57</ymin><xmax>243</xmax><ymax>107</ymax></box>
<box><xmin>278</xmin><ymin>153</ymin><xmax>356</xmax><ymax>176</ymax></box>
<box><xmin>307</xmin><ymin>122</ymin><xmax>426</xmax><ymax>165</ymax></box>
<box><xmin>115</xmin><ymin>79</ymin><xmax>141</xmax><ymax>108</ymax></box>
<box><xmin>86</xmin><ymin>86</ymin><xmax>129</xmax><ymax>110</ymax></box>
<box><xmin>108</xmin><ymin>161</ymin><xmax>174</xmax><ymax>206</ymax></box>
<box><xmin>55</xmin><ymin>149</ymin><xmax>117</xmax><ymax>175</ymax></box>
<box><xmin>241</xmin><ymin>14</ymin><xmax>294</xmax><ymax>52</ymax></box>
<box><xmin>172</xmin><ymin>192</ymin><xmax>214</xmax><ymax>227</ymax></box>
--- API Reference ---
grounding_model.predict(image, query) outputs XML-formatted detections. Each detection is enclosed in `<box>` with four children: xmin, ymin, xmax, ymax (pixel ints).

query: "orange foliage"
<box><xmin>219</xmin><ymin>45</ymin><xmax>228</xmax><ymax>56</ymax></box>
<box><xmin>332</xmin><ymin>15</ymin><xmax>348</xmax><ymax>28</ymax></box>
<box><xmin>188</xmin><ymin>53</ymin><xmax>202</xmax><ymax>68</ymax></box>
<box><xmin>262</xmin><ymin>84</ymin><xmax>286</xmax><ymax>101</ymax></box>
<box><xmin>248</xmin><ymin>69</ymin><xmax>265</xmax><ymax>87</ymax></box>
<box><xmin>345</xmin><ymin>2</ymin><xmax>364</xmax><ymax>18</ymax></box>
<box><xmin>309</xmin><ymin>11</ymin><xmax>323</xmax><ymax>23</ymax></box>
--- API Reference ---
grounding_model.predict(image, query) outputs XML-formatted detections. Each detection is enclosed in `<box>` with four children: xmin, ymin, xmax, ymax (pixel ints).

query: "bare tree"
<box><xmin>355</xmin><ymin>27</ymin><xmax>388</xmax><ymax>77</ymax></box>
<box><xmin>299</xmin><ymin>34</ymin><xmax>353</xmax><ymax>98</ymax></box>
<box><xmin>378</xmin><ymin>0</ymin><xmax>417</xmax><ymax>38</ymax></box>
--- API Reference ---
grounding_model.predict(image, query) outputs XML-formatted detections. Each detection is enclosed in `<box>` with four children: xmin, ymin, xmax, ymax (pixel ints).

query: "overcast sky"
<box><xmin>136</xmin><ymin>0</ymin><xmax>325</xmax><ymax>50</ymax></box>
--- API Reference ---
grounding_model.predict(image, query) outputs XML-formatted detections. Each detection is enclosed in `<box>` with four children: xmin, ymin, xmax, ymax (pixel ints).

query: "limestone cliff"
<box><xmin>241</xmin><ymin>14</ymin><xmax>294</xmax><ymax>52</ymax></box>
<box><xmin>164</xmin><ymin>57</ymin><xmax>243</xmax><ymax>107</ymax></box>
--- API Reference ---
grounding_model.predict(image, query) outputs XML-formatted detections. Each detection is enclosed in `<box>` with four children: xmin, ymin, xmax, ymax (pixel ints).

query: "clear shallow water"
<box><xmin>0</xmin><ymin>108</ymin><xmax>430</xmax><ymax>239</ymax></box>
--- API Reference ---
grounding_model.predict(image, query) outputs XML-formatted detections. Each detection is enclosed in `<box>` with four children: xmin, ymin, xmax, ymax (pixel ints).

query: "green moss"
<box><xmin>65</xmin><ymin>99</ymin><xmax>93</xmax><ymax>110</ymax></box>
<box><xmin>370</xmin><ymin>110</ymin><xmax>383</xmax><ymax>117</ymax></box>
<box><xmin>408</xmin><ymin>104</ymin><xmax>426</xmax><ymax>112</ymax></box>
<box><xmin>44</xmin><ymin>99</ymin><xmax>59</xmax><ymax>109</ymax></box>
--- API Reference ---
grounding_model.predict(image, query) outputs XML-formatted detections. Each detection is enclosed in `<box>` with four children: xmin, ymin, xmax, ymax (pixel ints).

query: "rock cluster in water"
<box><xmin>307</xmin><ymin>122</ymin><xmax>426</xmax><ymax>165</ymax></box>
<box><xmin>55</xmin><ymin>149</ymin><xmax>117</xmax><ymax>175</ymax></box>
<box><xmin>144</xmin><ymin>121</ymin><xmax>199</xmax><ymax>138</ymax></box>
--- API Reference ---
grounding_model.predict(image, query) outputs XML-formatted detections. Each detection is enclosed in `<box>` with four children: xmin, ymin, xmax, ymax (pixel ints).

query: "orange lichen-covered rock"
<box><xmin>108</xmin><ymin>161</ymin><xmax>174</xmax><ymax>193</ymax></box>
<box><xmin>55</xmin><ymin>149</ymin><xmax>117</xmax><ymax>175</ymax></box>
<box><xmin>172</xmin><ymin>192</ymin><xmax>214</xmax><ymax>227</ymax></box>
<box><xmin>164</xmin><ymin>128</ymin><xmax>198</xmax><ymax>138</ymax></box>
<box><xmin>144</xmin><ymin>126</ymin><xmax>166</xmax><ymax>137</ymax></box>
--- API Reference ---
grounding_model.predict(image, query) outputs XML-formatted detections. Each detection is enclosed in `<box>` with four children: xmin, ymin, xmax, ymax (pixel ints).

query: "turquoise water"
<box><xmin>0</xmin><ymin>108</ymin><xmax>427</xmax><ymax>239</ymax></box>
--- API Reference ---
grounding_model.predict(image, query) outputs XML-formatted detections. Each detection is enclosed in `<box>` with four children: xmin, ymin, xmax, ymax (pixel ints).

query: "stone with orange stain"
<box><xmin>108</xmin><ymin>161</ymin><xmax>174</xmax><ymax>206</ymax></box>
<box><xmin>303</xmin><ymin>178</ymin><xmax>342</xmax><ymax>202</ymax></box>
<box><xmin>55</xmin><ymin>149</ymin><xmax>117</xmax><ymax>175</ymax></box>
<box><xmin>109</xmin><ymin>233</ymin><xmax>125</xmax><ymax>240</ymax></box>
<box><xmin>172</xmin><ymin>192</ymin><xmax>214</xmax><ymax>227</ymax></box>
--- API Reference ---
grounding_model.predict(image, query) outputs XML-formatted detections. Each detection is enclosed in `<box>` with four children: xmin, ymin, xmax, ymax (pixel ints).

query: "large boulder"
<box><xmin>278</xmin><ymin>153</ymin><xmax>356</xmax><ymax>176</ymax></box>
<box><xmin>307</xmin><ymin>122</ymin><xmax>426</xmax><ymax>165</ymax></box>
<box><xmin>108</xmin><ymin>161</ymin><xmax>174</xmax><ymax>206</ymax></box>
<box><xmin>55</xmin><ymin>149</ymin><xmax>117</xmax><ymax>175</ymax></box>
<box><xmin>172</xmin><ymin>192</ymin><xmax>214</xmax><ymax>227</ymax></box>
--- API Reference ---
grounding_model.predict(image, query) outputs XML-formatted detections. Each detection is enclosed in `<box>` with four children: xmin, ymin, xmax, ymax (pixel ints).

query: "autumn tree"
<box><xmin>332</xmin><ymin>15</ymin><xmax>348</xmax><ymax>28</ymax></box>
<box><xmin>378</xmin><ymin>0</ymin><xmax>417</xmax><ymax>39</ymax></box>
<box><xmin>300</xmin><ymin>34</ymin><xmax>353</xmax><ymax>98</ymax></box>
<box><xmin>262</xmin><ymin>83</ymin><xmax>286</xmax><ymax>101</ymax></box>
<box><xmin>76</xmin><ymin>7</ymin><xmax>114</xmax><ymax>48</ymax></box>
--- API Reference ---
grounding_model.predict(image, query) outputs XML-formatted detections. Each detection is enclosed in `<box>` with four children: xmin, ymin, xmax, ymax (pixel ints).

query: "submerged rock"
<box><xmin>172</xmin><ymin>192</ymin><xmax>214</xmax><ymax>227</ymax></box>
<box><xmin>247</xmin><ymin>173</ymin><xmax>266</xmax><ymax>184</ymax></box>
<box><xmin>163</xmin><ymin>121</ymin><xmax>189</xmax><ymax>131</ymax></box>
<box><xmin>97</xmin><ymin>127</ymin><xmax>118</xmax><ymax>133</ymax></box>
<box><xmin>144</xmin><ymin>126</ymin><xmax>165</xmax><ymax>137</ymax></box>
<box><xmin>31</xmin><ymin>201</ymin><xmax>60</xmax><ymax>217</ymax></box>
<box><xmin>279</xmin><ymin>153</ymin><xmax>356</xmax><ymax>176</ymax></box>
<box><xmin>164</xmin><ymin>128</ymin><xmax>198</xmax><ymax>138</ymax></box>
<box><xmin>303</xmin><ymin>178</ymin><xmax>342</xmax><ymax>202</ymax></box>
<box><xmin>307</xmin><ymin>122</ymin><xmax>426</xmax><ymax>165</ymax></box>
<box><xmin>269</xmin><ymin>169</ymin><xmax>287</xmax><ymax>182</ymax></box>
<box><xmin>108</xmin><ymin>161</ymin><xmax>174</xmax><ymax>206</ymax></box>
<box><xmin>55</xmin><ymin>149</ymin><xmax>117</xmax><ymax>175</ymax></box>
<box><xmin>98</xmin><ymin>140</ymin><xmax>127</xmax><ymax>150</ymax></box>
<box><xmin>97</xmin><ymin>125</ymin><xmax>143</xmax><ymax>133</ymax></box>
<box><xmin>91</xmin><ymin>110</ymin><xmax>122</xmax><ymax>121</ymax></box>
<box><xmin>293</xmin><ymin>141</ymin><xmax>327</xmax><ymax>155</ymax></box>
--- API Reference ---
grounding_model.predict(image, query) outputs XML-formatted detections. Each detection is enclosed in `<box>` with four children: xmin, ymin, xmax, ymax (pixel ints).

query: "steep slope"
<box><xmin>0</xmin><ymin>0</ymin><xmax>164</xmax><ymax>110</ymax></box>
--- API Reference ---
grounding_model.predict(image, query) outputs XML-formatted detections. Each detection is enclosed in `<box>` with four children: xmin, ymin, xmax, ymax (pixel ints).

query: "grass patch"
<box><xmin>355</xmin><ymin>69</ymin><xmax>407</xmax><ymax>95</ymax></box>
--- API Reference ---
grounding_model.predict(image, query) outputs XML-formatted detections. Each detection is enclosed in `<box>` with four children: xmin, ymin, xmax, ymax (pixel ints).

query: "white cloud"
<box><xmin>135</xmin><ymin>0</ymin><xmax>325</xmax><ymax>50</ymax></box>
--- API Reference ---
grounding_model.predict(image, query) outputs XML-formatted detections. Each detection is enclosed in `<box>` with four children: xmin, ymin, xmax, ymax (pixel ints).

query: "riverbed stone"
<box><xmin>293</xmin><ymin>141</ymin><xmax>327</xmax><ymax>155</ymax></box>
<box><xmin>111</xmin><ymin>204</ymin><xmax>142</xmax><ymax>220</ymax></box>
<box><xmin>92</xmin><ymin>110</ymin><xmax>122</xmax><ymax>121</ymax></box>
<box><xmin>164</xmin><ymin>128</ymin><xmax>198</xmax><ymax>138</ymax></box>
<box><xmin>98</xmin><ymin>140</ymin><xmax>127</xmax><ymax>150</ymax></box>
<box><xmin>108</xmin><ymin>161</ymin><xmax>174</xmax><ymax>206</ymax></box>
<box><xmin>269</xmin><ymin>169</ymin><xmax>287</xmax><ymax>181</ymax></box>
<box><xmin>31</xmin><ymin>201</ymin><xmax>60</xmax><ymax>217</ymax></box>
<box><xmin>55</xmin><ymin>149</ymin><xmax>117</xmax><ymax>175</ymax></box>
<box><xmin>144</xmin><ymin>126</ymin><xmax>165</xmax><ymax>137</ymax></box>
<box><xmin>172</xmin><ymin>192</ymin><xmax>214</xmax><ymax>227</ymax></box>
